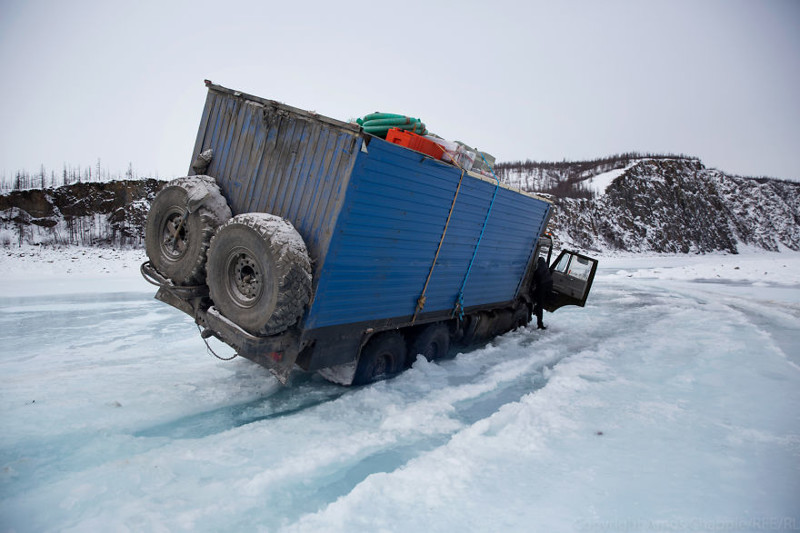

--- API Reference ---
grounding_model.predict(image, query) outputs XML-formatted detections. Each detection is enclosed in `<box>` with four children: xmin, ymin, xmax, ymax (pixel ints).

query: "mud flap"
<box><xmin>545</xmin><ymin>250</ymin><xmax>598</xmax><ymax>312</ymax></box>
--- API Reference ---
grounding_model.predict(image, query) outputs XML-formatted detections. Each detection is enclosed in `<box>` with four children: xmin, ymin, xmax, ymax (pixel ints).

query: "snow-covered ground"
<box><xmin>0</xmin><ymin>247</ymin><xmax>147</xmax><ymax>297</ymax></box>
<box><xmin>584</xmin><ymin>161</ymin><xmax>639</xmax><ymax>196</ymax></box>
<box><xmin>1</xmin><ymin>247</ymin><xmax>799</xmax><ymax>532</ymax></box>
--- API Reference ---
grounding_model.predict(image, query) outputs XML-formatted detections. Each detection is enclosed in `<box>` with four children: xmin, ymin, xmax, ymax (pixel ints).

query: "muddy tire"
<box><xmin>409</xmin><ymin>323</ymin><xmax>450</xmax><ymax>362</ymax></box>
<box><xmin>353</xmin><ymin>332</ymin><xmax>407</xmax><ymax>385</ymax></box>
<box><xmin>145</xmin><ymin>176</ymin><xmax>231</xmax><ymax>285</ymax></box>
<box><xmin>206</xmin><ymin>213</ymin><xmax>312</xmax><ymax>337</ymax></box>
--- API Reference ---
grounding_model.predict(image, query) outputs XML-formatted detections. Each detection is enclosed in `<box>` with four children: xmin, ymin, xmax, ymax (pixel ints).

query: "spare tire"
<box><xmin>145</xmin><ymin>176</ymin><xmax>231</xmax><ymax>285</ymax></box>
<box><xmin>206</xmin><ymin>213</ymin><xmax>312</xmax><ymax>336</ymax></box>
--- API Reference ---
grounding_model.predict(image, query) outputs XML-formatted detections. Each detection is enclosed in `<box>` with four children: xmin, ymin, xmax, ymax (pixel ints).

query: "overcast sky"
<box><xmin>1</xmin><ymin>0</ymin><xmax>798</xmax><ymax>182</ymax></box>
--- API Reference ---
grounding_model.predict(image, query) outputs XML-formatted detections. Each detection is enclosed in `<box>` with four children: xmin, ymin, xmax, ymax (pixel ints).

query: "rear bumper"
<box><xmin>201</xmin><ymin>306</ymin><xmax>301</xmax><ymax>384</ymax></box>
<box><xmin>142</xmin><ymin>261</ymin><xmax>301</xmax><ymax>384</ymax></box>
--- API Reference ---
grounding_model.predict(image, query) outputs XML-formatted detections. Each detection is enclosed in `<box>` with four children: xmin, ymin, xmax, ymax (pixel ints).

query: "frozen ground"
<box><xmin>1</xmin><ymin>247</ymin><xmax>799</xmax><ymax>532</ymax></box>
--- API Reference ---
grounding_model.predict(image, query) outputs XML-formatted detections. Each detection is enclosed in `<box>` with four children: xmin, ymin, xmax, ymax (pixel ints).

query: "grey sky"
<box><xmin>1</xmin><ymin>0</ymin><xmax>798</xmax><ymax>181</ymax></box>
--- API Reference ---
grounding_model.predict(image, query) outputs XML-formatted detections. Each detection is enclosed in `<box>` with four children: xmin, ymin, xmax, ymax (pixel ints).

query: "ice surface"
<box><xmin>1</xmin><ymin>247</ymin><xmax>799</xmax><ymax>532</ymax></box>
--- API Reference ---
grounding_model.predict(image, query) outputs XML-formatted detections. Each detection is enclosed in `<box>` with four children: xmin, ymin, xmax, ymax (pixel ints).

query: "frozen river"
<box><xmin>1</xmin><ymin>249</ymin><xmax>799</xmax><ymax>532</ymax></box>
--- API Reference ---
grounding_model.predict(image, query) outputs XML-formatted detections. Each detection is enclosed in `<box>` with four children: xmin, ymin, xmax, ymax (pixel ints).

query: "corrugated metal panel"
<box><xmin>189</xmin><ymin>85</ymin><xmax>362</xmax><ymax>278</ymax></box>
<box><xmin>305</xmin><ymin>139</ymin><xmax>550</xmax><ymax>329</ymax></box>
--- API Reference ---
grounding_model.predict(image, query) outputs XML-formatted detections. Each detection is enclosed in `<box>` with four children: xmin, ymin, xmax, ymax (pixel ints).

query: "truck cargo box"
<box><xmin>192</xmin><ymin>82</ymin><xmax>550</xmax><ymax>323</ymax></box>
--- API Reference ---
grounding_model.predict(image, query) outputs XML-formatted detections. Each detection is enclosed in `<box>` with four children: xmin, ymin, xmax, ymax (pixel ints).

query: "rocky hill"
<box><xmin>498</xmin><ymin>157</ymin><xmax>800</xmax><ymax>254</ymax></box>
<box><xmin>0</xmin><ymin>179</ymin><xmax>163</xmax><ymax>247</ymax></box>
<box><xmin>1</xmin><ymin>157</ymin><xmax>798</xmax><ymax>254</ymax></box>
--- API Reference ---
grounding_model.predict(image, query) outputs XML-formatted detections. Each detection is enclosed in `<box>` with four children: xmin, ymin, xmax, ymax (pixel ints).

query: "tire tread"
<box><xmin>145</xmin><ymin>176</ymin><xmax>231</xmax><ymax>285</ymax></box>
<box><xmin>207</xmin><ymin>213</ymin><xmax>311</xmax><ymax>336</ymax></box>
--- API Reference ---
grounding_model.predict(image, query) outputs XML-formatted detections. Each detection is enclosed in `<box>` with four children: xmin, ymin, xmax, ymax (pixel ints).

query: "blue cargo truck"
<box><xmin>142</xmin><ymin>81</ymin><xmax>597</xmax><ymax>385</ymax></box>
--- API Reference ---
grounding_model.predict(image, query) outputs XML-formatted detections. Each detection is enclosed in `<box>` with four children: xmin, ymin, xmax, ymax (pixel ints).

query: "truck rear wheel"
<box><xmin>353</xmin><ymin>332</ymin><xmax>407</xmax><ymax>385</ymax></box>
<box><xmin>206</xmin><ymin>213</ymin><xmax>312</xmax><ymax>337</ymax></box>
<box><xmin>145</xmin><ymin>176</ymin><xmax>231</xmax><ymax>285</ymax></box>
<box><xmin>410</xmin><ymin>323</ymin><xmax>450</xmax><ymax>362</ymax></box>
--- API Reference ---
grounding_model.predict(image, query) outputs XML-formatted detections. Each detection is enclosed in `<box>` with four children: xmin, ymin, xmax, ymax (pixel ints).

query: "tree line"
<box><xmin>494</xmin><ymin>152</ymin><xmax>700</xmax><ymax>199</ymax></box>
<box><xmin>0</xmin><ymin>160</ymin><xmax>156</xmax><ymax>191</ymax></box>
<box><xmin>495</xmin><ymin>152</ymin><xmax>699</xmax><ymax>173</ymax></box>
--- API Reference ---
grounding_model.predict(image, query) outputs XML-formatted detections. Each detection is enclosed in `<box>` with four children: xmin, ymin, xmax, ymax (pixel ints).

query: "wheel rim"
<box><xmin>160</xmin><ymin>209</ymin><xmax>188</xmax><ymax>262</ymax></box>
<box><xmin>224</xmin><ymin>247</ymin><xmax>264</xmax><ymax>308</ymax></box>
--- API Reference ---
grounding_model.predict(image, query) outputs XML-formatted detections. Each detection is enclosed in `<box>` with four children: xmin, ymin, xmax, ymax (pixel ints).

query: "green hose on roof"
<box><xmin>361</xmin><ymin>117</ymin><xmax>422</xmax><ymax>128</ymax></box>
<box><xmin>358</xmin><ymin>112</ymin><xmax>409</xmax><ymax>123</ymax></box>
<box><xmin>357</xmin><ymin>112</ymin><xmax>427</xmax><ymax>138</ymax></box>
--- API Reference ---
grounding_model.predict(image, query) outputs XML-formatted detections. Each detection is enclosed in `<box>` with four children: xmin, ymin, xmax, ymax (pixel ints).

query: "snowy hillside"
<box><xmin>1</xmin><ymin>247</ymin><xmax>798</xmax><ymax>531</ymax></box>
<box><xmin>501</xmin><ymin>157</ymin><xmax>800</xmax><ymax>254</ymax></box>
<box><xmin>0</xmin><ymin>179</ymin><xmax>163</xmax><ymax>247</ymax></box>
<box><xmin>494</xmin><ymin>153</ymin><xmax>694</xmax><ymax>198</ymax></box>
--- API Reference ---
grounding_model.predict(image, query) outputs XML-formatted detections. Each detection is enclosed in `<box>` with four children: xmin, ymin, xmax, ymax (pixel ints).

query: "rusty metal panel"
<box><xmin>189</xmin><ymin>84</ymin><xmax>362</xmax><ymax>278</ymax></box>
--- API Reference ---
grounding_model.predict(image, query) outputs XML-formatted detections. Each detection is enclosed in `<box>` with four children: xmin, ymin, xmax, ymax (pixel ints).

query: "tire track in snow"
<box><xmin>133</xmin><ymin>375</ymin><xmax>347</xmax><ymax>440</ymax></box>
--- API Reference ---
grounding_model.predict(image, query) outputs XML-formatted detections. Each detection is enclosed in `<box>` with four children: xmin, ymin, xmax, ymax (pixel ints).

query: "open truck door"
<box><xmin>545</xmin><ymin>250</ymin><xmax>598</xmax><ymax>312</ymax></box>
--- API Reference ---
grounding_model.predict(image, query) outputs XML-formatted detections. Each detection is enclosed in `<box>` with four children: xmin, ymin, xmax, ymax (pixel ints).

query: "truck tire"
<box><xmin>409</xmin><ymin>323</ymin><xmax>450</xmax><ymax>362</ymax></box>
<box><xmin>145</xmin><ymin>176</ymin><xmax>231</xmax><ymax>285</ymax></box>
<box><xmin>490</xmin><ymin>309</ymin><xmax>515</xmax><ymax>336</ymax></box>
<box><xmin>353</xmin><ymin>332</ymin><xmax>407</xmax><ymax>385</ymax></box>
<box><xmin>206</xmin><ymin>213</ymin><xmax>312</xmax><ymax>337</ymax></box>
<box><xmin>512</xmin><ymin>305</ymin><xmax>531</xmax><ymax>329</ymax></box>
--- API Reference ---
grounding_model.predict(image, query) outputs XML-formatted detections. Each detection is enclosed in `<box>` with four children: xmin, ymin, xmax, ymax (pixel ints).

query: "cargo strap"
<box><xmin>453</xmin><ymin>155</ymin><xmax>501</xmax><ymax>320</ymax></box>
<box><xmin>412</xmin><ymin>168</ymin><xmax>467</xmax><ymax>324</ymax></box>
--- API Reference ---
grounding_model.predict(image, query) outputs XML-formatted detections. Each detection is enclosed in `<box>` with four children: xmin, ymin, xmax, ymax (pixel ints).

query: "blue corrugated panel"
<box><xmin>305</xmin><ymin>139</ymin><xmax>550</xmax><ymax>329</ymax></box>
<box><xmin>190</xmin><ymin>87</ymin><xmax>361</xmax><ymax>278</ymax></box>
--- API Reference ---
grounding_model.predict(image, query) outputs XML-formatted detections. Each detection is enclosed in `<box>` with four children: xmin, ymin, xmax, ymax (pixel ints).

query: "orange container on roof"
<box><xmin>385</xmin><ymin>128</ymin><xmax>445</xmax><ymax>160</ymax></box>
